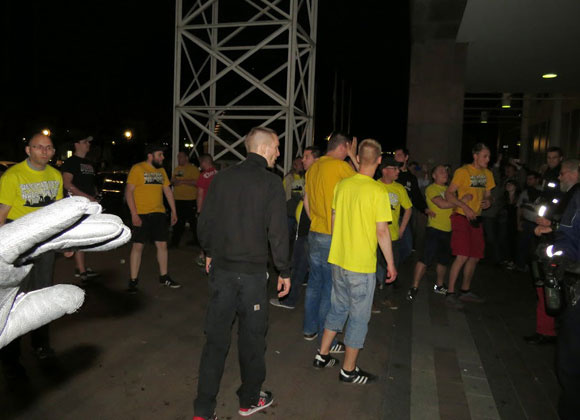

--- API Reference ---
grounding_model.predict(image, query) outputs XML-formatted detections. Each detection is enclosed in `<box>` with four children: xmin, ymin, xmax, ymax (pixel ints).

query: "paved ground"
<box><xmin>0</xmin><ymin>243</ymin><xmax>560</xmax><ymax>420</ymax></box>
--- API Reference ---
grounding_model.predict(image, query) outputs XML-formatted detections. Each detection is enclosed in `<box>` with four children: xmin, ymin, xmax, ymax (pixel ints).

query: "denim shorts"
<box><xmin>325</xmin><ymin>265</ymin><xmax>376</xmax><ymax>349</ymax></box>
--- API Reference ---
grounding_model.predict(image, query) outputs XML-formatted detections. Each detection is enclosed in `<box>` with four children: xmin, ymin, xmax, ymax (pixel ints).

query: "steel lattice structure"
<box><xmin>172</xmin><ymin>0</ymin><xmax>318</xmax><ymax>173</ymax></box>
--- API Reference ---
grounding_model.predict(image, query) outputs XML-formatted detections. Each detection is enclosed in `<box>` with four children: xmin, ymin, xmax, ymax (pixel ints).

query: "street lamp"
<box><xmin>124</xmin><ymin>130</ymin><xmax>133</xmax><ymax>140</ymax></box>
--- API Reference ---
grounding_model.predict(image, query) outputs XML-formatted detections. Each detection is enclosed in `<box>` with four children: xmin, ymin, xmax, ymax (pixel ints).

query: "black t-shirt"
<box><xmin>396</xmin><ymin>170</ymin><xmax>427</xmax><ymax>212</ymax></box>
<box><xmin>60</xmin><ymin>155</ymin><xmax>96</xmax><ymax>196</ymax></box>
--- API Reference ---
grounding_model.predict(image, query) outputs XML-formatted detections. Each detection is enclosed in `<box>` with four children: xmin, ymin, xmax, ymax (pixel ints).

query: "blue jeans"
<box><xmin>325</xmin><ymin>265</ymin><xmax>375</xmax><ymax>349</ymax></box>
<box><xmin>280</xmin><ymin>235</ymin><xmax>309</xmax><ymax>307</ymax></box>
<box><xmin>303</xmin><ymin>232</ymin><xmax>332</xmax><ymax>337</ymax></box>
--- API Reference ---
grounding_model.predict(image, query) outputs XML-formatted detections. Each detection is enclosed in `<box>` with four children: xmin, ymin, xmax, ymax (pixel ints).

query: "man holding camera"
<box><xmin>444</xmin><ymin>143</ymin><xmax>495</xmax><ymax>309</ymax></box>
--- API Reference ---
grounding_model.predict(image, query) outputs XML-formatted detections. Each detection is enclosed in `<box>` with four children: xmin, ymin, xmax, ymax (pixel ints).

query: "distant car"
<box><xmin>98</xmin><ymin>170</ymin><xmax>130</xmax><ymax>223</ymax></box>
<box><xmin>0</xmin><ymin>161</ymin><xmax>16</xmax><ymax>176</ymax></box>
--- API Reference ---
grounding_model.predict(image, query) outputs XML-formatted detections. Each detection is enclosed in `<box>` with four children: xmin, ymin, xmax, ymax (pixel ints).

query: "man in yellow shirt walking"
<box><xmin>125</xmin><ymin>144</ymin><xmax>179</xmax><ymax>293</ymax></box>
<box><xmin>312</xmin><ymin>139</ymin><xmax>397</xmax><ymax>384</ymax></box>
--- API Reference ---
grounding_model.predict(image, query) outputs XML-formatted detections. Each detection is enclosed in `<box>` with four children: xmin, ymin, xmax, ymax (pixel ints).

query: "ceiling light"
<box><xmin>542</xmin><ymin>73</ymin><xmax>558</xmax><ymax>79</ymax></box>
<box><xmin>501</xmin><ymin>93</ymin><xmax>511</xmax><ymax>108</ymax></box>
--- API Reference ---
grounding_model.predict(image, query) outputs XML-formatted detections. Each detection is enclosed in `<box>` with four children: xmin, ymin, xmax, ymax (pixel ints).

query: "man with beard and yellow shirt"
<box><xmin>126</xmin><ymin>144</ymin><xmax>178</xmax><ymax>293</ymax></box>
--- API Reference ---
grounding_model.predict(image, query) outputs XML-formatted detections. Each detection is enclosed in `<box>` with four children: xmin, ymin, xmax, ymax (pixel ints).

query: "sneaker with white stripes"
<box><xmin>238</xmin><ymin>390</ymin><xmax>273</xmax><ymax>417</ymax></box>
<box><xmin>339</xmin><ymin>366</ymin><xmax>377</xmax><ymax>385</ymax></box>
<box><xmin>329</xmin><ymin>342</ymin><xmax>345</xmax><ymax>354</ymax></box>
<box><xmin>313</xmin><ymin>352</ymin><xmax>338</xmax><ymax>368</ymax></box>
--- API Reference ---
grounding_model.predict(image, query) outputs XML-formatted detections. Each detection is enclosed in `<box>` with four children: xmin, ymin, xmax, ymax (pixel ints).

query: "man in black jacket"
<box><xmin>193</xmin><ymin>127</ymin><xmax>291</xmax><ymax>420</ymax></box>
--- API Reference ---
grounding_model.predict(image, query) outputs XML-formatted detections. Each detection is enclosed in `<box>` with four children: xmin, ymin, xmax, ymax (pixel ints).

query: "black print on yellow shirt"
<box><xmin>469</xmin><ymin>174</ymin><xmax>487</xmax><ymax>188</ymax></box>
<box><xmin>19</xmin><ymin>180</ymin><xmax>60</xmax><ymax>207</ymax></box>
<box><xmin>144</xmin><ymin>172</ymin><xmax>164</xmax><ymax>184</ymax></box>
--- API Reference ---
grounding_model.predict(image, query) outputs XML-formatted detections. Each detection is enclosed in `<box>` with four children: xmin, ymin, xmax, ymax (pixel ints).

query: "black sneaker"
<box><xmin>329</xmin><ymin>342</ymin><xmax>346</xmax><ymax>354</ymax></box>
<box><xmin>75</xmin><ymin>268</ymin><xmax>99</xmax><ymax>278</ymax></box>
<box><xmin>303</xmin><ymin>332</ymin><xmax>318</xmax><ymax>341</ymax></box>
<box><xmin>433</xmin><ymin>284</ymin><xmax>448</xmax><ymax>295</ymax></box>
<box><xmin>339</xmin><ymin>366</ymin><xmax>377</xmax><ymax>384</ymax></box>
<box><xmin>406</xmin><ymin>287</ymin><xmax>418</xmax><ymax>302</ymax></box>
<box><xmin>238</xmin><ymin>390</ymin><xmax>273</xmax><ymax>417</ymax></box>
<box><xmin>313</xmin><ymin>352</ymin><xmax>338</xmax><ymax>368</ymax></box>
<box><xmin>127</xmin><ymin>279</ymin><xmax>139</xmax><ymax>294</ymax></box>
<box><xmin>160</xmin><ymin>275</ymin><xmax>181</xmax><ymax>289</ymax></box>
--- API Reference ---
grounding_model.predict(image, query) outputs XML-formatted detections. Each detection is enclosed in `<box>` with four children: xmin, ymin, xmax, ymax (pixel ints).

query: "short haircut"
<box><xmin>547</xmin><ymin>146</ymin><xmax>563</xmax><ymax>156</ymax></box>
<box><xmin>28</xmin><ymin>133</ymin><xmax>52</xmax><ymax>146</ymax></box>
<box><xmin>430</xmin><ymin>164</ymin><xmax>446</xmax><ymax>178</ymax></box>
<box><xmin>561</xmin><ymin>159</ymin><xmax>580</xmax><ymax>173</ymax></box>
<box><xmin>304</xmin><ymin>146</ymin><xmax>322</xmax><ymax>159</ymax></box>
<box><xmin>504</xmin><ymin>163</ymin><xmax>517</xmax><ymax>171</ymax></box>
<box><xmin>472</xmin><ymin>142</ymin><xmax>489</xmax><ymax>154</ymax></box>
<box><xmin>527</xmin><ymin>170</ymin><xmax>541</xmax><ymax>179</ymax></box>
<box><xmin>327</xmin><ymin>131</ymin><xmax>351</xmax><ymax>152</ymax></box>
<box><xmin>244</xmin><ymin>126</ymin><xmax>277</xmax><ymax>152</ymax></box>
<box><xmin>358</xmin><ymin>139</ymin><xmax>382</xmax><ymax>165</ymax></box>
<box><xmin>199</xmin><ymin>153</ymin><xmax>214</xmax><ymax>165</ymax></box>
<box><xmin>395</xmin><ymin>147</ymin><xmax>409</xmax><ymax>157</ymax></box>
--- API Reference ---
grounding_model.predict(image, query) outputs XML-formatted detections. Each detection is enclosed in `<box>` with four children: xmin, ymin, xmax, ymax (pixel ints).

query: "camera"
<box><xmin>532</xmin><ymin>244</ymin><xmax>580</xmax><ymax>313</ymax></box>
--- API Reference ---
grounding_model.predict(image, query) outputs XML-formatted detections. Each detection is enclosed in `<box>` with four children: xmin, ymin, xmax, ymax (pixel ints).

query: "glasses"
<box><xmin>385</xmin><ymin>166</ymin><xmax>400</xmax><ymax>170</ymax></box>
<box><xmin>30</xmin><ymin>145</ymin><xmax>55</xmax><ymax>152</ymax></box>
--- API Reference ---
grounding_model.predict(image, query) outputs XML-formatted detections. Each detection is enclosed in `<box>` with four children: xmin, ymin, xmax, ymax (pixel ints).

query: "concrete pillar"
<box><xmin>549</xmin><ymin>94</ymin><xmax>562</xmax><ymax>147</ymax></box>
<box><xmin>519</xmin><ymin>93</ymin><xmax>532</xmax><ymax>163</ymax></box>
<box><xmin>406</xmin><ymin>40</ymin><xmax>467</xmax><ymax>168</ymax></box>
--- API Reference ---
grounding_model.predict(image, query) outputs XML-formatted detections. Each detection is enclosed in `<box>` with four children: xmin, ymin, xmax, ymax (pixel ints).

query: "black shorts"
<box><xmin>132</xmin><ymin>212</ymin><xmax>169</xmax><ymax>243</ymax></box>
<box><xmin>419</xmin><ymin>227</ymin><xmax>451</xmax><ymax>266</ymax></box>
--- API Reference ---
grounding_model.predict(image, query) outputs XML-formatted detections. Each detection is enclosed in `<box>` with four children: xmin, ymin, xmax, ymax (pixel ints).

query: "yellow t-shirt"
<box><xmin>305</xmin><ymin>155</ymin><xmax>356</xmax><ymax>235</ymax></box>
<box><xmin>328</xmin><ymin>174</ymin><xmax>393</xmax><ymax>273</ymax></box>
<box><xmin>451</xmin><ymin>164</ymin><xmax>495</xmax><ymax>216</ymax></box>
<box><xmin>0</xmin><ymin>160</ymin><xmax>63</xmax><ymax>220</ymax></box>
<box><xmin>127</xmin><ymin>162</ymin><xmax>170</xmax><ymax>214</ymax></box>
<box><xmin>425</xmin><ymin>183</ymin><xmax>452</xmax><ymax>232</ymax></box>
<box><xmin>173</xmin><ymin>164</ymin><xmax>200</xmax><ymax>200</ymax></box>
<box><xmin>376</xmin><ymin>180</ymin><xmax>412</xmax><ymax>241</ymax></box>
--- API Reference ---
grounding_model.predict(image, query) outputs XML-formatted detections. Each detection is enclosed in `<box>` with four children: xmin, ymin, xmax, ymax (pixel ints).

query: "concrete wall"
<box><xmin>406</xmin><ymin>41</ymin><xmax>467</xmax><ymax>168</ymax></box>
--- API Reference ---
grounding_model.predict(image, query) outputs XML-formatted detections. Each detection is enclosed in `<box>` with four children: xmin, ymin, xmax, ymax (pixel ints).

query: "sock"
<box><xmin>460</xmin><ymin>288</ymin><xmax>470</xmax><ymax>294</ymax></box>
<box><xmin>342</xmin><ymin>367</ymin><xmax>356</xmax><ymax>375</ymax></box>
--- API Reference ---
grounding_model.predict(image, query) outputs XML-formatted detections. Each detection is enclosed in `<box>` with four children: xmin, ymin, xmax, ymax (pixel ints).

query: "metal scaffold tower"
<box><xmin>172</xmin><ymin>0</ymin><xmax>318</xmax><ymax>173</ymax></box>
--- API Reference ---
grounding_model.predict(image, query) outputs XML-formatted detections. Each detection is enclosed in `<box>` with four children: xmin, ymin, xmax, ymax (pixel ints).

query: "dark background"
<box><xmin>0</xmin><ymin>1</ymin><xmax>410</xmax><ymax>165</ymax></box>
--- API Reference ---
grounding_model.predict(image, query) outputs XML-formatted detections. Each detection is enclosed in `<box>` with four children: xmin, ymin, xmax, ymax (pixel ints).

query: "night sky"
<box><xmin>0</xmin><ymin>1</ymin><xmax>409</xmax><ymax>163</ymax></box>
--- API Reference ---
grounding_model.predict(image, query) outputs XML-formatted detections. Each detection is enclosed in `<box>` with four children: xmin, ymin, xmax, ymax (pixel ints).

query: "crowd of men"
<box><xmin>0</xmin><ymin>129</ymin><xmax>578</xmax><ymax>420</ymax></box>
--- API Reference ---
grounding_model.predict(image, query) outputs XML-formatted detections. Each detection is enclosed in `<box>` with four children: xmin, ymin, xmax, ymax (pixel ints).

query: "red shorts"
<box><xmin>450</xmin><ymin>213</ymin><xmax>485</xmax><ymax>259</ymax></box>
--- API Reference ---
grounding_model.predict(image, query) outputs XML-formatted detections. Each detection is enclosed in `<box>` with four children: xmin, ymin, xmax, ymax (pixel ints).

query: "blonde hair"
<box><xmin>358</xmin><ymin>139</ymin><xmax>382</xmax><ymax>165</ymax></box>
<box><xmin>244</xmin><ymin>126</ymin><xmax>277</xmax><ymax>152</ymax></box>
